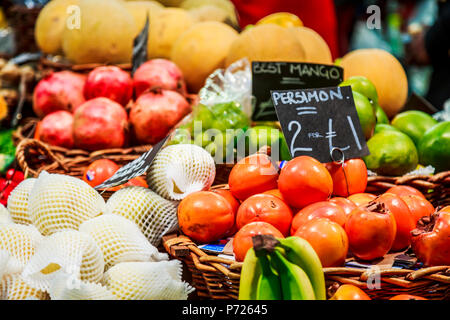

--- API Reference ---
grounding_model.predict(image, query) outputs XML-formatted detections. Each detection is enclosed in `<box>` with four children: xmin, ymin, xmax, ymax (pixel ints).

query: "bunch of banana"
<box><xmin>239</xmin><ymin>236</ymin><xmax>326</xmax><ymax>300</ymax></box>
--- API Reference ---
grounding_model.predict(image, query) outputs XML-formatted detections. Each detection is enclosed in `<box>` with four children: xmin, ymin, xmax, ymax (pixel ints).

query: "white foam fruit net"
<box><xmin>105</xmin><ymin>186</ymin><xmax>178</xmax><ymax>246</ymax></box>
<box><xmin>28</xmin><ymin>172</ymin><xmax>105</xmax><ymax>236</ymax></box>
<box><xmin>0</xmin><ymin>224</ymin><xmax>43</xmax><ymax>272</ymax></box>
<box><xmin>146</xmin><ymin>144</ymin><xmax>216</xmax><ymax>201</ymax></box>
<box><xmin>1</xmin><ymin>274</ymin><xmax>49</xmax><ymax>300</ymax></box>
<box><xmin>79</xmin><ymin>214</ymin><xmax>168</xmax><ymax>269</ymax></box>
<box><xmin>7</xmin><ymin>178</ymin><xmax>36</xmax><ymax>225</ymax></box>
<box><xmin>0</xmin><ymin>250</ymin><xmax>22</xmax><ymax>279</ymax></box>
<box><xmin>102</xmin><ymin>260</ymin><xmax>193</xmax><ymax>300</ymax></box>
<box><xmin>48</xmin><ymin>273</ymin><xmax>115</xmax><ymax>300</ymax></box>
<box><xmin>0</xmin><ymin>204</ymin><xmax>12</xmax><ymax>224</ymax></box>
<box><xmin>21</xmin><ymin>230</ymin><xmax>105</xmax><ymax>292</ymax></box>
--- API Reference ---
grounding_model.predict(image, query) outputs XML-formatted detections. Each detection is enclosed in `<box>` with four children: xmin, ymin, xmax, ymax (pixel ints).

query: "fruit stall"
<box><xmin>0</xmin><ymin>0</ymin><xmax>449</xmax><ymax>302</ymax></box>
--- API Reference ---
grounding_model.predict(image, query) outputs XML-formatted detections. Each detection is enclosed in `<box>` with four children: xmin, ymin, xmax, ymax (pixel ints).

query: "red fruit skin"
<box><xmin>290</xmin><ymin>201</ymin><xmax>347</xmax><ymax>235</ymax></box>
<box><xmin>5</xmin><ymin>169</ymin><xmax>24</xmax><ymax>183</ymax></box>
<box><xmin>84</xmin><ymin>66</ymin><xmax>133</xmax><ymax>106</ymax></box>
<box><xmin>133</xmin><ymin>59</ymin><xmax>187</xmax><ymax>97</ymax></box>
<box><xmin>130</xmin><ymin>90</ymin><xmax>191</xmax><ymax>145</ymax></box>
<box><xmin>376</xmin><ymin>193</ymin><xmax>415</xmax><ymax>251</ymax></box>
<box><xmin>73</xmin><ymin>97</ymin><xmax>128</xmax><ymax>151</ymax></box>
<box><xmin>345</xmin><ymin>204</ymin><xmax>397</xmax><ymax>261</ymax></box>
<box><xmin>228</xmin><ymin>154</ymin><xmax>279</xmax><ymax>201</ymax></box>
<box><xmin>37</xmin><ymin>111</ymin><xmax>74</xmax><ymax>148</ymax></box>
<box><xmin>236</xmin><ymin>194</ymin><xmax>293</xmax><ymax>236</ymax></box>
<box><xmin>411</xmin><ymin>211</ymin><xmax>450</xmax><ymax>266</ymax></box>
<box><xmin>325</xmin><ymin>159</ymin><xmax>368</xmax><ymax>197</ymax></box>
<box><xmin>329</xmin><ymin>197</ymin><xmax>357</xmax><ymax>218</ymax></box>
<box><xmin>213</xmin><ymin>189</ymin><xmax>240</xmax><ymax>237</ymax></box>
<box><xmin>33</xmin><ymin>71</ymin><xmax>86</xmax><ymax>117</ymax></box>
<box><xmin>400</xmin><ymin>195</ymin><xmax>435</xmax><ymax>224</ymax></box>
<box><xmin>278</xmin><ymin>156</ymin><xmax>333</xmax><ymax>209</ymax></box>
<box><xmin>386</xmin><ymin>186</ymin><xmax>426</xmax><ymax>199</ymax></box>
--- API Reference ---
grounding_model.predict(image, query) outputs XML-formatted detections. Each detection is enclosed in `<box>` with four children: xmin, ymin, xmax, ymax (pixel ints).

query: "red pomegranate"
<box><xmin>33</xmin><ymin>71</ymin><xmax>86</xmax><ymax>117</ymax></box>
<box><xmin>84</xmin><ymin>66</ymin><xmax>133</xmax><ymax>106</ymax></box>
<box><xmin>133</xmin><ymin>59</ymin><xmax>187</xmax><ymax>97</ymax></box>
<box><xmin>36</xmin><ymin>111</ymin><xmax>74</xmax><ymax>149</ymax></box>
<box><xmin>130</xmin><ymin>89</ymin><xmax>191</xmax><ymax>145</ymax></box>
<box><xmin>73</xmin><ymin>97</ymin><xmax>128</xmax><ymax>151</ymax></box>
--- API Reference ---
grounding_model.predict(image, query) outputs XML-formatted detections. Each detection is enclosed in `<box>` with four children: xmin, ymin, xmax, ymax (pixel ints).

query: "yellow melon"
<box><xmin>256</xmin><ymin>12</ymin><xmax>303</xmax><ymax>28</ymax></box>
<box><xmin>289</xmin><ymin>26</ymin><xmax>332</xmax><ymax>64</ymax></box>
<box><xmin>171</xmin><ymin>21</ymin><xmax>238</xmax><ymax>92</ymax></box>
<box><xmin>61</xmin><ymin>0</ymin><xmax>137</xmax><ymax>64</ymax></box>
<box><xmin>147</xmin><ymin>8</ymin><xmax>195</xmax><ymax>59</ymax></box>
<box><xmin>155</xmin><ymin>0</ymin><xmax>184</xmax><ymax>6</ymax></box>
<box><xmin>34</xmin><ymin>0</ymin><xmax>79</xmax><ymax>54</ymax></box>
<box><xmin>124</xmin><ymin>1</ymin><xmax>164</xmax><ymax>34</ymax></box>
<box><xmin>181</xmin><ymin>0</ymin><xmax>238</xmax><ymax>27</ymax></box>
<box><xmin>340</xmin><ymin>48</ymin><xmax>408</xmax><ymax>118</ymax></box>
<box><xmin>225</xmin><ymin>24</ymin><xmax>306</xmax><ymax>67</ymax></box>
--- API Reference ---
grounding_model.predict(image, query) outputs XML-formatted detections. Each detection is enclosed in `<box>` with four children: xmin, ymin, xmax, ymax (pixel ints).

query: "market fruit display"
<box><xmin>236</xmin><ymin>194</ymin><xmax>293</xmax><ymax>236</ymax></box>
<box><xmin>294</xmin><ymin>218</ymin><xmax>348</xmax><ymax>268</ymax></box>
<box><xmin>411</xmin><ymin>210</ymin><xmax>450</xmax><ymax>266</ymax></box>
<box><xmin>61</xmin><ymin>0</ymin><xmax>137</xmax><ymax>64</ymax></box>
<box><xmin>340</xmin><ymin>48</ymin><xmax>408</xmax><ymax>118</ymax></box>
<box><xmin>133</xmin><ymin>59</ymin><xmax>187</xmax><ymax>97</ymax></box>
<box><xmin>73</xmin><ymin>97</ymin><xmax>129</xmax><ymax>151</ymax></box>
<box><xmin>278</xmin><ymin>156</ymin><xmax>333</xmax><ymax>209</ymax></box>
<box><xmin>363</xmin><ymin>130</ymin><xmax>418</xmax><ymax>176</ymax></box>
<box><xmin>239</xmin><ymin>235</ymin><xmax>325</xmax><ymax>300</ymax></box>
<box><xmin>225</xmin><ymin>24</ymin><xmax>306</xmax><ymax>67</ymax></box>
<box><xmin>130</xmin><ymin>89</ymin><xmax>191</xmax><ymax>145</ymax></box>
<box><xmin>177</xmin><ymin>191</ymin><xmax>235</xmax><ymax>243</ymax></box>
<box><xmin>6</xmin><ymin>178</ymin><xmax>36</xmax><ymax>225</ymax></box>
<box><xmin>329</xmin><ymin>284</ymin><xmax>371</xmax><ymax>300</ymax></box>
<box><xmin>34</xmin><ymin>0</ymin><xmax>79</xmax><ymax>55</ymax></box>
<box><xmin>325</xmin><ymin>159</ymin><xmax>368</xmax><ymax>197</ymax></box>
<box><xmin>345</xmin><ymin>201</ymin><xmax>397</xmax><ymax>261</ymax></box>
<box><xmin>171</xmin><ymin>21</ymin><xmax>238</xmax><ymax>92</ymax></box>
<box><xmin>391</xmin><ymin>110</ymin><xmax>438</xmax><ymax>146</ymax></box>
<box><xmin>33</xmin><ymin>71</ymin><xmax>86</xmax><ymax>117</ymax></box>
<box><xmin>256</xmin><ymin>12</ymin><xmax>303</xmax><ymax>28</ymax></box>
<box><xmin>350</xmin><ymin>91</ymin><xmax>376</xmax><ymax>140</ymax></box>
<box><xmin>84</xmin><ymin>66</ymin><xmax>133</xmax><ymax>106</ymax></box>
<box><xmin>36</xmin><ymin>111</ymin><xmax>74</xmax><ymax>149</ymax></box>
<box><xmin>417</xmin><ymin>121</ymin><xmax>450</xmax><ymax>172</ymax></box>
<box><xmin>289</xmin><ymin>26</ymin><xmax>332</xmax><ymax>64</ymax></box>
<box><xmin>82</xmin><ymin>159</ymin><xmax>120</xmax><ymax>188</ymax></box>
<box><xmin>233</xmin><ymin>221</ymin><xmax>284</xmax><ymax>263</ymax></box>
<box><xmin>123</xmin><ymin>1</ymin><xmax>164</xmax><ymax>33</ymax></box>
<box><xmin>347</xmin><ymin>192</ymin><xmax>377</xmax><ymax>206</ymax></box>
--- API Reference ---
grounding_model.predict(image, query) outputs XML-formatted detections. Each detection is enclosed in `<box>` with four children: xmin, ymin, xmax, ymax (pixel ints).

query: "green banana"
<box><xmin>271</xmin><ymin>249</ymin><xmax>316</xmax><ymax>300</ymax></box>
<box><xmin>255</xmin><ymin>252</ymin><xmax>282</xmax><ymax>300</ymax></box>
<box><xmin>277</xmin><ymin>236</ymin><xmax>326</xmax><ymax>300</ymax></box>
<box><xmin>239</xmin><ymin>248</ymin><xmax>261</xmax><ymax>300</ymax></box>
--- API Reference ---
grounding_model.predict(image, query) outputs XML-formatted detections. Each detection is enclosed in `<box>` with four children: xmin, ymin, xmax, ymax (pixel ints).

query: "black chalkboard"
<box><xmin>252</xmin><ymin>61</ymin><xmax>343</xmax><ymax>121</ymax></box>
<box><xmin>271</xmin><ymin>86</ymin><xmax>369</xmax><ymax>163</ymax></box>
<box><xmin>94</xmin><ymin>136</ymin><xmax>168</xmax><ymax>190</ymax></box>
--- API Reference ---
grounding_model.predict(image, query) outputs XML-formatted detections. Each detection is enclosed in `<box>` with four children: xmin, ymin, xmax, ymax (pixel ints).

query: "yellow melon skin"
<box><xmin>171</xmin><ymin>21</ymin><xmax>238</xmax><ymax>92</ymax></box>
<box><xmin>289</xmin><ymin>26</ymin><xmax>332</xmax><ymax>65</ymax></box>
<box><xmin>340</xmin><ymin>48</ymin><xmax>408</xmax><ymax>118</ymax></box>
<box><xmin>181</xmin><ymin>0</ymin><xmax>238</xmax><ymax>27</ymax></box>
<box><xmin>123</xmin><ymin>1</ymin><xmax>164</xmax><ymax>35</ymax></box>
<box><xmin>148</xmin><ymin>8</ymin><xmax>195</xmax><ymax>59</ymax></box>
<box><xmin>225</xmin><ymin>24</ymin><xmax>306</xmax><ymax>67</ymax></box>
<box><xmin>34</xmin><ymin>0</ymin><xmax>80</xmax><ymax>54</ymax></box>
<box><xmin>62</xmin><ymin>0</ymin><xmax>138</xmax><ymax>64</ymax></box>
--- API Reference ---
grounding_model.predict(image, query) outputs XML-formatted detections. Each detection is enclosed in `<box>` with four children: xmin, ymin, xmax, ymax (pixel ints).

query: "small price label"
<box><xmin>251</xmin><ymin>61</ymin><xmax>343</xmax><ymax>121</ymax></box>
<box><xmin>271</xmin><ymin>86</ymin><xmax>370</xmax><ymax>163</ymax></box>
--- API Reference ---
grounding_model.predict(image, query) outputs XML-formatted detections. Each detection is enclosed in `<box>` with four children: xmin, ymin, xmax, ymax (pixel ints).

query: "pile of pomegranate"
<box><xmin>33</xmin><ymin>59</ymin><xmax>191</xmax><ymax>151</ymax></box>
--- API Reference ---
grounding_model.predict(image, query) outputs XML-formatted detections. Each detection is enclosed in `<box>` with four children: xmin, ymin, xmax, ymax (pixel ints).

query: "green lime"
<box><xmin>238</xmin><ymin>126</ymin><xmax>291</xmax><ymax>160</ymax></box>
<box><xmin>391</xmin><ymin>110</ymin><xmax>438</xmax><ymax>146</ymax></box>
<box><xmin>363</xmin><ymin>130</ymin><xmax>418</xmax><ymax>176</ymax></box>
<box><xmin>374</xmin><ymin>102</ymin><xmax>389</xmax><ymax>124</ymax></box>
<box><xmin>352</xmin><ymin>90</ymin><xmax>376</xmax><ymax>140</ymax></box>
<box><xmin>374</xmin><ymin>123</ymin><xmax>399</xmax><ymax>135</ymax></box>
<box><xmin>340</xmin><ymin>76</ymin><xmax>378</xmax><ymax>103</ymax></box>
<box><xmin>417</xmin><ymin>121</ymin><xmax>450</xmax><ymax>172</ymax></box>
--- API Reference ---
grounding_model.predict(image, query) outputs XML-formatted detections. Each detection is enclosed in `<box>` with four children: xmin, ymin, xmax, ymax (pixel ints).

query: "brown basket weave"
<box><xmin>13</xmin><ymin>119</ymin><xmax>151</xmax><ymax>200</ymax></box>
<box><xmin>163</xmin><ymin>233</ymin><xmax>450</xmax><ymax>300</ymax></box>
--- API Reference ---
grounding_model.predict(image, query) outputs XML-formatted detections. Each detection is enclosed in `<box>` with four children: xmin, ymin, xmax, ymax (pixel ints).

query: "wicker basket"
<box><xmin>13</xmin><ymin>119</ymin><xmax>152</xmax><ymax>200</ymax></box>
<box><xmin>163</xmin><ymin>233</ymin><xmax>450</xmax><ymax>300</ymax></box>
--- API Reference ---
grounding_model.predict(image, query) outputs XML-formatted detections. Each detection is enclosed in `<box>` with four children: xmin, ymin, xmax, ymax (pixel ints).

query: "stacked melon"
<box><xmin>0</xmin><ymin>172</ymin><xmax>193</xmax><ymax>300</ymax></box>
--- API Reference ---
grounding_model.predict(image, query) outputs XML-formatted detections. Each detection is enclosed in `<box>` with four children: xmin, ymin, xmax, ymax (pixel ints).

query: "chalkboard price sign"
<box><xmin>252</xmin><ymin>61</ymin><xmax>343</xmax><ymax>121</ymax></box>
<box><xmin>271</xmin><ymin>86</ymin><xmax>370</xmax><ymax>163</ymax></box>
